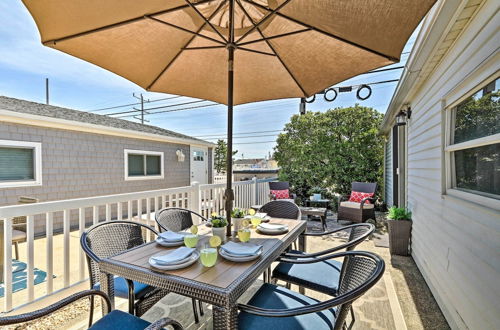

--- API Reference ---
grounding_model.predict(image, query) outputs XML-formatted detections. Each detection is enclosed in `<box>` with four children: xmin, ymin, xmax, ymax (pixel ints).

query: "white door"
<box><xmin>191</xmin><ymin>147</ymin><xmax>208</xmax><ymax>184</ymax></box>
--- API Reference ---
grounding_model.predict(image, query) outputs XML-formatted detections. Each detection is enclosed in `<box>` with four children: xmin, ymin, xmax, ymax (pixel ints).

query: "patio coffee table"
<box><xmin>300</xmin><ymin>207</ymin><xmax>328</xmax><ymax>232</ymax></box>
<box><xmin>98</xmin><ymin>218</ymin><xmax>307</xmax><ymax>329</ymax></box>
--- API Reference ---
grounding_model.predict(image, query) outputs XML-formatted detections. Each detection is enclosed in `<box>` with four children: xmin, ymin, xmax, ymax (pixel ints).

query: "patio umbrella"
<box><xmin>22</xmin><ymin>0</ymin><xmax>435</xmax><ymax>235</ymax></box>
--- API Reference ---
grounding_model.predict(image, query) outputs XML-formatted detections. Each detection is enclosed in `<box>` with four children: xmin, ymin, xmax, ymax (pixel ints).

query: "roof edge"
<box><xmin>380</xmin><ymin>0</ymin><xmax>464</xmax><ymax>134</ymax></box>
<box><xmin>0</xmin><ymin>108</ymin><xmax>215</xmax><ymax>148</ymax></box>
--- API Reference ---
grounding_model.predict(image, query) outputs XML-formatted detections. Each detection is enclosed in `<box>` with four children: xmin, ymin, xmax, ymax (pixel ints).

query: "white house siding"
<box><xmin>384</xmin><ymin>135</ymin><xmax>393</xmax><ymax>206</ymax></box>
<box><xmin>404</xmin><ymin>2</ymin><xmax>499</xmax><ymax>329</ymax></box>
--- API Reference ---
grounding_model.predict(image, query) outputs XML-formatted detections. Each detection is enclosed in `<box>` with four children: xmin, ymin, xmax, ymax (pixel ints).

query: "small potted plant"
<box><xmin>210</xmin><ymin>213</ymin><xmax>228</xmax><ymax>242</ymax></box>
<box><xmin>231</xmin><ymin>208</ymin><xmax>247</xmax><ymax>233</ymax></box>
<box><xmin>309</xmin><ymin>187</ymin><xmax>323</xmax><ymax>201</ymax></box>
<box><xmin>386</xmin><ymin>207</ymin><xmax>412</xmax><ymax>256</ymax></box>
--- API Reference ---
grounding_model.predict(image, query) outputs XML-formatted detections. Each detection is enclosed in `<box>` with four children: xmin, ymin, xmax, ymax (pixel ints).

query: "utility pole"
<box><xmin>45</xmin><ymin>78</ymin><xmax>49</xmax><ymax>105</ymax></box>
<box><xmin>132</xmin><ymin>93</ymin><xmax>150</xmax><ymax>124</ymax></box>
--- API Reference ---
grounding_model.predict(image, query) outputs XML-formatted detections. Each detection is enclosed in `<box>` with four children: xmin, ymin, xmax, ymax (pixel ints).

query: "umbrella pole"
<box><xmin>225</xmin><ymin>0</ymin><xmax>235</xmax><ymax>237</ymax></box>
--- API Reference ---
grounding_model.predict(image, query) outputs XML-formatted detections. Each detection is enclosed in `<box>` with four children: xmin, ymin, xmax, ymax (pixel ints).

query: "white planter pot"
<box><xmin>212</xmin><ymin>226</ymin><xmax>227</xmax><ymax>242</ymax></box>
<box><xmin>232</xmin><ymin>218</ymin><xmax>245</xmax><ymax>233</ymax></box>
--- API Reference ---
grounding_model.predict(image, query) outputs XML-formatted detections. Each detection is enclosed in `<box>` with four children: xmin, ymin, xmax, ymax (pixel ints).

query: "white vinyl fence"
<box><xmin>0</xmin><ymin>177</ymin><xmax>275</xmax><ymax>312</ymax></box>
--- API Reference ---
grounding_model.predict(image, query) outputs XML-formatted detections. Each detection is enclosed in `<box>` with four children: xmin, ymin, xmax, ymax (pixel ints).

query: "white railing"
<box><xmin>0</xmin><ymin>177</ymin><xmax>276</xmax><ymax>312</ymax></box>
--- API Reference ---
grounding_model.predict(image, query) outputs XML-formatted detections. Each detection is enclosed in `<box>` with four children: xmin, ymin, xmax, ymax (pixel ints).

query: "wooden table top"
<box><xmin>107</xmin><ymin>218</ymin><xmax>306</xmax><ymax>289</ymax></box>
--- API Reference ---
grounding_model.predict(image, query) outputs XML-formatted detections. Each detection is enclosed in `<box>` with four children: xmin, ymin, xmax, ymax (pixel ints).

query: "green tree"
<box><xmin>214</xmin><ymin>139</ymin><xmax>238</xmax><ymax>174</ymax></box>
<box><xmin>274</xmin><ymin>105</ymin><xmax>385</xmax><ymax>201</ymax></box>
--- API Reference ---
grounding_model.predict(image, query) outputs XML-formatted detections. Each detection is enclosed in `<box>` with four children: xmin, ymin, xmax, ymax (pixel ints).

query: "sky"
<box><xmin>0</xmin><ymin>0</ymin><xmax>418</xmax><ymax>159</ymax></box>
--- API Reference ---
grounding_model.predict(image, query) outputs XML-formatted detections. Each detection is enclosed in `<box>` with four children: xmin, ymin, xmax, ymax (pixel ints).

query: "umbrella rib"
<box><xmin>145</xmin><ymin>16</ymin><xmax>225</xmax><ymax>46</ymax></box>
<box><xmin>238</xmin><ymin>47</ymin><xmax>276</xmax><ymax>56</ymax></box>
<box><xmin>235</xmin><ymin>0</ymin><xmax>308</xmax><ymax>97</ymax></box>
<box><xmin>146</xmin><ymin>0</ymin><xmax>228</xmax><ymax>90</ymax></box>
<box><xmin>183</xmin><ymin>45</ymin><xmax>226</xmax><ymax>50</ymax></box>
<box><xmin>242</xmin><ymin>0</ymin><xmax>399</xmax><ymax>62</ymax></box>
<box><xmin>235</xmin><ymin>0</ymin><xmax>294</xmax><ymax>44</ymax></box>
<box><xmin>184</xmin><ymin>0</ymin><xmax>228</xmax><ymax>43</ymax></box>
<box><xmin>237</xmin><ymin>28</ymin><xmax>311</xmax><ymax>46</ymax></box>
<box><xmin>42</xmin><ymin>0</ymin><xmax>215</xmax><ymax>45</ymax></box>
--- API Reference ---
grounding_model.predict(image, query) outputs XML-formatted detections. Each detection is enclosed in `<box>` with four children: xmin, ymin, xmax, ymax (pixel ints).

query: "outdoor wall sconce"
<box><xmin>396</xmin><ymin>107</ymin><xmax>412</xmax><ymax>126</ymax></box>
<box><xmin>176</xmin><ymin>149</ymin><xmax>185</xmax><ymax>162</ymax></box>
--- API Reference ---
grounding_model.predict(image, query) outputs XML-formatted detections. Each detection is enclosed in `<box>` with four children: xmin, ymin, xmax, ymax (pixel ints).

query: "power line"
<box><xmin>233</xmin><ymin>141</ymin><xmax>277</xmax><ymax>145</ymax></box>
<box><xmin>107</xmin><ymin>99</ymin><xmax>214</xmax><ymax>116</ymax></box>
<box><xmin>88</xmin><ymin>95</ymin><xmax>184</xmax><ymax>112</ymax></box>
<box><xmin>203</xmin><ymin>134</ymin><xmax>280</xmax><ymax>140</ymax></box>
<box><xmin>194</xmin><ymin>129</ymin><xmax>283</xmax><ymax>137</ymax></box>
<box><xmin>114</xmin><ymin>102</ymin><xmax>220</xmax><ymax>118</ymax></box>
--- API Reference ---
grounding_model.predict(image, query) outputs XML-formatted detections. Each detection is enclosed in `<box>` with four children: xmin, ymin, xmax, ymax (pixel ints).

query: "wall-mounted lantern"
<box><xmin>176</xmin><ymin>149</ymin><xmax>185</xmax><ymax>162</ymax></box>
<box><xmin>396</xmin><ymin>107</ymin><xmax>412</xmax><ymax>126</ymax></box>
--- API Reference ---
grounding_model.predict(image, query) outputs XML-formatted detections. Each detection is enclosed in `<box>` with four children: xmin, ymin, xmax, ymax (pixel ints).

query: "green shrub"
<box><xmin>387</xmin><ymin>207</ymin><xmax>412</xmax><ymax>220</ymax></box>
<box><xmin>275</xmin><ymin>105</ymin><xmax>384</xmax><ymax>201</ymax></box>
<box><xmin>211</xmin><ymin>215</ymin><xmax>228</xmax><ymax>227</ymax></box>
<box><xmin>231</xmin><ymin>208</ymin><xmax>246</xmax><ymax>218</ymax></box>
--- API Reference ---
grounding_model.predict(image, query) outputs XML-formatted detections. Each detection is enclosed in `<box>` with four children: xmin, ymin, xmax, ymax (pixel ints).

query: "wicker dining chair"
<box><xmin>268</xmin><ymin>181</ymin><xmax>296</xmax><ymax>202</ymax></box>
<box><xmin>238</xmin><ymin>251</ymin><xmax>385</xmax><ymax>330</ymax></box>
<box><xmin>154</xmin><ymin>208</ymin><xmax>207</xmax><ymax>322</ymax></box>
<box><xmin>272</xmin><ymin>223</ymin><xmax>375</xmax><ymax>295</ymax></box>
<box><xmin>81</xmin><ymin>221</ymin><xmax>170</xmax><ymax>327</ymax></box>
<box><xmin>155</xmin><ymin>207</ymin><xmax>208</xmax><ymax>233</ymax></box>
<box><xmin>0</xmin><ymin>289</ymin><xmax>183</xmax><ymax>330</ymax></box>
<box><xmin>258</xmin><ymin>200</ymin><xmax>302</xmax><ymax>220</ymax></box>
<box><xmin>338</xmin><ymin>182</ymin><xmax>377</xmax><ymax>223</ymax></box>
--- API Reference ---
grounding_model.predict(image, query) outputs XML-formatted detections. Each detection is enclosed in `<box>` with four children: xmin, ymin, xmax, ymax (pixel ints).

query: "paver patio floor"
<box><xmin>2</xmin><ymin>213</ymin><xmax>449</xmax><ymax>329</ymax></box>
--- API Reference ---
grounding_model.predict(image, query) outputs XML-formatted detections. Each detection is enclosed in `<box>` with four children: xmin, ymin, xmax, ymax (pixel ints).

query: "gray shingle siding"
<box><xmin>0</xmin><ymin>96</ymin><xmax>210</xmax><ymax>145</ymax></box>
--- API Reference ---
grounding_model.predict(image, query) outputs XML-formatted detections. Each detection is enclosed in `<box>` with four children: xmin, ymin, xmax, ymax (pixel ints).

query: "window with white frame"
<box><xmin>124</xmin><ymin>149</ymin><xmax>164</xmax><ymax>180</ymax></box>
<box><xmin>446</xmin><ymin>76</ymin><xmax>499</xmax><ymax>201</ymax></box>
<box><xmin>0</xmin><ymin>140</ymin><xmax>42</xmax><ymax>188</ymax></box>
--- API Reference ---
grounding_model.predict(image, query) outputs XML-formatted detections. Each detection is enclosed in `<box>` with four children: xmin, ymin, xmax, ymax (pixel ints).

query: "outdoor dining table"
<box><xmin>98</xmin><ymin>218</ymin><xmax>307</xmax><ymax>329</ymax></box>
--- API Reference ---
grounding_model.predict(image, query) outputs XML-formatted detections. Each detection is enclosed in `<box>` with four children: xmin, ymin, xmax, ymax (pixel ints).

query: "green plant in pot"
<box><xmin>231</xmin><ymin>208</ymin><xmax>247</xmax><ymax>233</ymax></box>
<box><xmin>210</xmin><ymin>213</ymin><xmax>228</xmax><ymax>242</ymax></box>
<box><xmin>386</xmin><ymin>207</ymin><xmax>412</xmax><ymax>256</ymax></box>
<box><xmin>309</xmin><ymin>187</ymin><xmax>323</xmax><ymax>201</ymax></box>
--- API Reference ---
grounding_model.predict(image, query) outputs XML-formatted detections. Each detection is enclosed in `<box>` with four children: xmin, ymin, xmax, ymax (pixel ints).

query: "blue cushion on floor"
<box><xmin>272</xmin><ymin>250</ymin><xmax>342</xmax><ymax>295</ymax></box>
<box><xmin>90</xmin><ymin>310</ymin><xmax>151</xmax><ymax>329</ymax></box>
<box><xmin>238</xmin><ymin>283</ymin><xmax>336</xmax><ymax>330</ymax></box>
<box><xmin>93</xmin><ymin>277</ymin><xmax>153</xmax><ymax>300</ymax></box>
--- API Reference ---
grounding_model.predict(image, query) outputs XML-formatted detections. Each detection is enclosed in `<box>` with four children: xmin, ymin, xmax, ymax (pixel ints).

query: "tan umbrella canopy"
<box><xmin>23</xmin><ymin>0</ymin><xmax>435</xmax><ymax>234</ymax></box>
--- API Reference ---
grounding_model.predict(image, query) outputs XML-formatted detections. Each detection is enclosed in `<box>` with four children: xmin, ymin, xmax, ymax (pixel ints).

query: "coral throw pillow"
<box><xmin>349</xmin><ymin>191</ymin><xmax>374</xmax><ymax>204</ymax></box>
<box><xmin>271</xmin><ymin>189</ymin><xmax>290</xmax><ymax>199</ymax></box>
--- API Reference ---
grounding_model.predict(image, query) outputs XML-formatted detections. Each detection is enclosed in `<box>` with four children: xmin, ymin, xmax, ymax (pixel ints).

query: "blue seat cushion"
<box><xmin>90</xmin><ymin>310</ymin><xmax>152</xmax><ymax>329</ymax></box>
<box><xmin>238</xmin><ymin>283</ymin><xmax>336</xmax><ymax>330</ymax></box>
<box><xmin>93</xmin><ymin>277</ymin><xmax>154</xmax><ymax>300</ymax></box>
<box><xmin>272</xmin><ymin>250</ymin><xmax>342</xmax><ymax>295</ymax></box>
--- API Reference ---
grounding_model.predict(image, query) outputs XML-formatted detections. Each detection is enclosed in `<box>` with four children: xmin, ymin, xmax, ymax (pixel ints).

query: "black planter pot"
<box><xmin>387</xmin><ymin>219</ymin><xmax>412</xmax><ymax>256</ymax></box>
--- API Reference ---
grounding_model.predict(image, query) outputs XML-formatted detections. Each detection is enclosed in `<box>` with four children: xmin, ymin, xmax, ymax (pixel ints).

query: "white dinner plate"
<box><xmin>257</xmin><ymin>224</ymin><xmax>289</xmax><ymax>235</ymax></box>
<box><xmin>219</xmin><ymin>248</ymin><xmax>262</xmax><ymax>262</ymax></box>
<box><xmin>155</xmin><ymin>237</ymin><xmax>185</xmax><ymax>247</ymax></box>
<box><xmin>149</xmin><ymin>251</ymin><xmax>200</xmax><ymax>270</ymax></box>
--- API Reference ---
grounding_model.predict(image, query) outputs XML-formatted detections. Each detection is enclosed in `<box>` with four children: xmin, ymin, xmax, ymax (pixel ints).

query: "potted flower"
<box><xmin>386</xmin><ymin>207</ymin><xmax>412</xmax><ymax>256</ymax></box>
<box><xmin>231</xmin><ymin>208</ymin><xmax>247</xmax><ymax>233</ymax></box>
<box><xmin>210</xmin><ymin>213</ymin><xmax>228</xmax><ymax>242</ymax></box>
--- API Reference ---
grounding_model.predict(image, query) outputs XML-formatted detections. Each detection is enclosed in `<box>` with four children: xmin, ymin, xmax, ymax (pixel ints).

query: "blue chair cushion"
<box><xmin>89</xmin><ymin>310</ymin><xmax>152</xmax><ymax>329</ymax></box>
<box><xmin>272</xmin><ymin>250</ymin><xmax>342</xmax><ymax>295</ymax></box>
<box><xmin>239</xmin><ymin>283</ymin><xmax>336</xmax><ymax>330</ymax></box>
<box><xmin>93</xmin><ymin>277</ymin><xmax>154</xmax><ymax>300</ymax></box>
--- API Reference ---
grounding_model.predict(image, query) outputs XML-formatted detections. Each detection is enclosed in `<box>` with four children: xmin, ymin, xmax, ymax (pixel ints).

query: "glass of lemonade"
<box><xmin>184</xmin><ymin>234</ymin><xmax>199</xmax><ymax>248</ymax></box>
<box><xmin>250</xmin><ymin>217</ymin><xmax>262</xmax><ymax>228</ymax></box>
<box><xmin>200</xmin><ymin>247</ymin><xmax>218</xmax><ymax>267</ymax></box>
<box><xmin>238</xmin><ymin>228</ymin><xmax>251</xmax><ymax>242</ymax></box>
